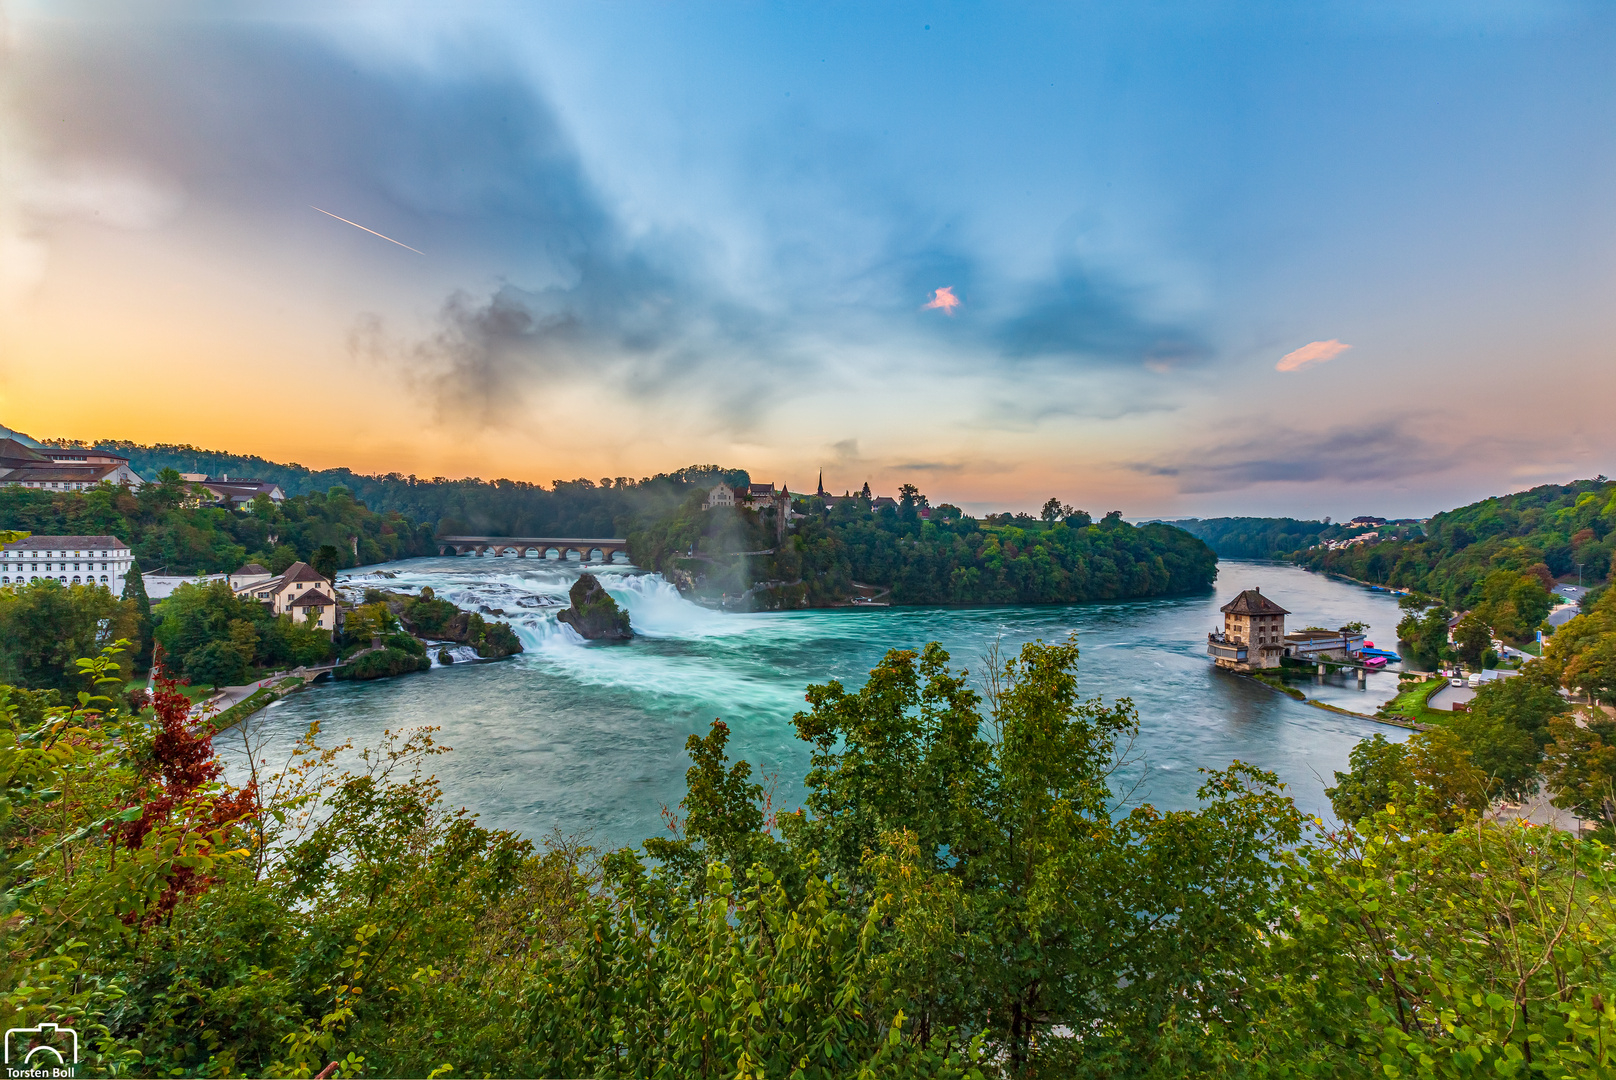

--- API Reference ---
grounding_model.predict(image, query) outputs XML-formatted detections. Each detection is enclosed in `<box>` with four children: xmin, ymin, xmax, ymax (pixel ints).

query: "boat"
<box><xmin>1359</xmin><ymin>647</ymin><xmax>1402</xmax><ymax>662</ymax></box>
<box><xmin>1361</xmin><ymin>655</ymin><xmax>1387</xmax><ymax>669</ymax></box>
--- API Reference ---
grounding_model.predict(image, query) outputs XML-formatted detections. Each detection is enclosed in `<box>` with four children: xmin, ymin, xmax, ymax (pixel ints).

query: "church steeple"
<box><xmin>817</xmin><ymin>469</ymin><xmax>825</xmax><ymax>497</ymax></box>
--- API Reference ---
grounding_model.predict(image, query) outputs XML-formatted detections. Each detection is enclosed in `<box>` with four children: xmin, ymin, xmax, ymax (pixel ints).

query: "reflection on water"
<box><xmin>221</xmin><ymin>557</ymin><xmax>1408</xmax><ymax>849</ymax></box>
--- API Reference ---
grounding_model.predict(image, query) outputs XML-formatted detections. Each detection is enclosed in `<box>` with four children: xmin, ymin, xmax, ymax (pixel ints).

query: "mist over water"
<box><xmin>222</xmin><ymin>557</ymin><xmax>1409</xmax><ymax>849</ymax></box>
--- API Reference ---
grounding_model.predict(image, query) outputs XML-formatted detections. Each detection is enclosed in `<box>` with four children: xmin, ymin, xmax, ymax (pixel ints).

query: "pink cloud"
<box><xmin>1276</xmin><ymin>339</ymin><xmax>1351</xmax><ymax>372</ymax></box>
<box><xmin>922</xmin><ymin>286</ymin><xmax>961</xmax><ymax>314</ymax></box>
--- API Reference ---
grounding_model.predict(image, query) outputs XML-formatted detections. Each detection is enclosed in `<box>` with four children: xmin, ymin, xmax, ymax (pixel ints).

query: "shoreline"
<box><xmin>1229</xmin><ymin>668</ymin><xmax>1427</xmax><ymax>731</ymax></box>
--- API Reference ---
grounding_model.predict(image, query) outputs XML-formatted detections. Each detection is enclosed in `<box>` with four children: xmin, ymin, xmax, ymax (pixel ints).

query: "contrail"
<box><xmin>310</xmin><ymin>206</ymin><xmax>424</xmax><ymax>254</ymax></box>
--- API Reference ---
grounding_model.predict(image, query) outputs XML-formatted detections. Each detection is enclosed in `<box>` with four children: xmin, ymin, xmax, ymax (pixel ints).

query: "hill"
<box><xmin>1295</xmin><ymin>478</ymin><xmax>1615</xmax><ymax>604</ymax></box>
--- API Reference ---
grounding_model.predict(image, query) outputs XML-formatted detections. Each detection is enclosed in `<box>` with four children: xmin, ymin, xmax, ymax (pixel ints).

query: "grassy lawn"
<box><xmin>1383</xmin><ymin>676</ymin><xmax>1448</xmax><ymax>725</ymax></box>
<box><xmin>1248</xmin><ymin>670</ymin><xmax>1306</xmax><ymax>699</ymax></box>
<box><xmin>120</xmin><ymin>676</ymin><xmax>213</xmax><ymax>703</ymax></box>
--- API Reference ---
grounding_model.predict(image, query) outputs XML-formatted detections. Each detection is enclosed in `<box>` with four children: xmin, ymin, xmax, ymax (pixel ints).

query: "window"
<box><xmin>100</xmin><ymin>575</ymin><xmax>108</xmax><ymax>584</ymax></box>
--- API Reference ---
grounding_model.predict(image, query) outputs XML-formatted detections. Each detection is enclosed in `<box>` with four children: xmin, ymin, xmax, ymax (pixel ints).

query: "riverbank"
<box><xmin>1231</xmin><ymin>668</ymin><xmax>1430</xmax><ymax>730</ymax></box>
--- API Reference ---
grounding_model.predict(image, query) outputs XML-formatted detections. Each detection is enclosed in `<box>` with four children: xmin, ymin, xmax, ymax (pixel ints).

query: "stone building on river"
<box><xmin>1207</xmin><ymin>588</ymin><xmax>1290</xmax><ymax>670</ymax></box>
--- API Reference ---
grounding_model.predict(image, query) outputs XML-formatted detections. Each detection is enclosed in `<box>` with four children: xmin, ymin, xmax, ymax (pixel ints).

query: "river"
<box><xmin>221</xmin><ymin>557</ymin><xmax>1410</xmax><ymax>849</ymax></box>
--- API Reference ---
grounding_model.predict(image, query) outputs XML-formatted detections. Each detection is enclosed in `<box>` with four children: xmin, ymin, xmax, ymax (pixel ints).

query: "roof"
<box><xmin>0</xmin><ymin>439</ymin><xmax>52</xmax><ymax>466</ymax></box>
<box><xmin>2</xmin><ymin>534</ymin><xmax>129</xmax><ymax>551</ymax></box>
<box><xmin>279</xmin><ymin>561</ymin><xmax>330</xmax><ymax>585</ymax></box>
<box><xmin>40</xmin><ymin>446</ymin><xmax>129</xmax><ymax>464</ymax></box>
<box><xmin>287</xmin><ymin>588</ymin><xmax>336</xmax><ymax>608</ymax></box>
<box><xmin>0</xmin><ymin>463</ymin><xmax>125</xmax><ymax>482</ymax></box>
<box><xmin>1220</xmin><ymin>588</ymin><xmax>1290</xmax><ymax>616</ymax></box>
<box><xmin>234</xmin><ymin>563</ymin><xmax>270</xmax><ymax>576</ymax></box>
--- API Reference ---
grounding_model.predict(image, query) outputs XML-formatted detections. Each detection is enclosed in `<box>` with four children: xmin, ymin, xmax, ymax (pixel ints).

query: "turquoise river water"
<box><xmin>221</xmin><ymin>557</ymin><xmax>1410</xmax><ymax>849</ymax></box>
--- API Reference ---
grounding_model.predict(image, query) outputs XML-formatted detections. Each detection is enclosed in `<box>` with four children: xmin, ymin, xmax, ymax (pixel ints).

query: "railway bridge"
<box><xmin>436</xmin><ymin>535</ymin><xmax>632</xmax><ymax>564</ymax></box>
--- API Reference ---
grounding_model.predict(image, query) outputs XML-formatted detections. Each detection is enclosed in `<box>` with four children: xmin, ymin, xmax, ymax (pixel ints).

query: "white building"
<box><xmin>1</xmin><ymin>534</ymin><xmax>134</xmax><ymax>588</ymax></box>
<box><xmin>706</xmin><ymin>482</ymin><xmax>736</xmax><ymax>509</ymax></box>
<box><xmin>235</xmin><ymin>561</ymin><xmax>338</xmax><ymax>631</ymax></box>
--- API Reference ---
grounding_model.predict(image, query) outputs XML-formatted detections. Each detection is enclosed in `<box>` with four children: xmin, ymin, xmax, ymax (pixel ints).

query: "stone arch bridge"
<box><xmin>436</xmin><ymin>535</ymin><xmax>632</xmax><ymax>564</ymax></box>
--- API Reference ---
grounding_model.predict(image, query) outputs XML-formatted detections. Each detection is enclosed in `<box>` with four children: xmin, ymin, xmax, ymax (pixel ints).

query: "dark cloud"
<box><xmin>1133</xmin><ymin>418</ymin><xmax>1476</xmax><ymax>494</ymax></box>
<box><xmin>889</xmin><ymin>461</ymin><xmax>965</xmax><ymax>473</ymax></box>
<box><xmin>13</xmin><ymin>23</ymin><xmax>601</xmax><ymax>258</ymax></box>
<box><xmin>12</xmin><ymin>16</ymin><xmax>1213</xmax><ymax>427</ymax></box>
<box><xmin>989</xmin><ymin>260</ymin><xmax>1210</xmax><ymax>368</ymax></box>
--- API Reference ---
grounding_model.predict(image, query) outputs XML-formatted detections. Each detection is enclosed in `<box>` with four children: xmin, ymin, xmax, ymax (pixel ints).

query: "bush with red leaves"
<box><xmin>119</xmin><ymin>652</ymin><xmax>257</xmax><ymax>921</ymax></box>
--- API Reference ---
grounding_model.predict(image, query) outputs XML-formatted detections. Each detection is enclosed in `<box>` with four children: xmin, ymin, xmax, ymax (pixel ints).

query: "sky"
<box><xmin>2</xmin><ymin>1</ymin><xmax>1613</xmax><ymax>519</ymax></box>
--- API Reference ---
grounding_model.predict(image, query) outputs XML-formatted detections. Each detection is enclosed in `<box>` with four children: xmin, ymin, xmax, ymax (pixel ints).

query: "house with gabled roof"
<box><xmin>1208</xmin><ymin>587</ymin><xmax>1290</xmax><ymax>670</ymax></box>
<box><xmin>235</xmin><ymin>560</ymin><xmax>338</xmax><ymax>630</ymax></box>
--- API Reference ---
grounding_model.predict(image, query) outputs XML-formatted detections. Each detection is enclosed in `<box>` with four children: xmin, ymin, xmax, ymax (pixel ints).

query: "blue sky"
<box><xmin>3</xmin><ymin>1</ymin><xmax>1612</xmax><ymax>517</ymax></box>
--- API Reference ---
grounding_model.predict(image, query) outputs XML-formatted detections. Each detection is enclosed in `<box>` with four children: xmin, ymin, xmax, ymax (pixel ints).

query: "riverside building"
<box><xmin>1</xmin><ymin>534</ymin><xmax>134</xmax><ymax>587</ymax></box>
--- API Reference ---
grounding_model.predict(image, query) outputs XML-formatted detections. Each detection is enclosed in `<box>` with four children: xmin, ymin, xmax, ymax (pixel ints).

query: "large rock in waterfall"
<box><xmin>558</xmin><ymin>573</ymin><xmax>633</xmax><ymax>641</ymax></box>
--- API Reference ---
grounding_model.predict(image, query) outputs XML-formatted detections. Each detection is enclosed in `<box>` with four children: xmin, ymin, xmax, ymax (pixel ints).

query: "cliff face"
<box><xmin>558</xmin><ymin>573</ymin><xmax>633</xmax><ymax>641</ymax></box>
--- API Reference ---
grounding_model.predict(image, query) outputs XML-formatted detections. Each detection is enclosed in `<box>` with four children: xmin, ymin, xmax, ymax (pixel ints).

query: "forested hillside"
<box><xmin>631</xmin><ymin>488</ymin><xmax>1217</xmax><ymax>606</ymax></box>
<box><xmin>0</xmin><ymin>473</ymin><xmax>434</xmax><ymax>575</ymax></box>
<box><xmin>1296</xmin><ymin>478</ymin><xmax>1615</xmax><ymax>603</ymax></box>
<box><xmin>1173</xmin><ymin>516</ymin><xmax>1358</xmax><ymax>558</ymax></box>
<box><xmin>54</xmin><ymin>437</ymin><xmax>745</xmax><ymax>538</ymax></box>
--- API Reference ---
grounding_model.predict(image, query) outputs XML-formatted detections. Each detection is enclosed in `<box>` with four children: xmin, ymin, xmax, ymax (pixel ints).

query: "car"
<box><xmin>1450</xmin><ymin>676</ymin><xmax>1465</xmax><ymax>686</ymax></box>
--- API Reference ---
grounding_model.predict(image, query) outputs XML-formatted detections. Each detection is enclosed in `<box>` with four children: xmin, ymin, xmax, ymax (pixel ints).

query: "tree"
<box><xmin>121</xmin><ymin>561</ymin><xmax>153</xmax><ymax>669</ymax></box>
<box><xmin>783</xmin><ymin>637</ymin><xmax>1303</xmax><ymax>1070</ymax></box>
<box><xmin>184</xmin><ymin>639</ymin><xmax>246</xmax><ymax>688</ymax></box>
<box><xmin>1326</xmin><ymin>734</ymin><xmax>1411</xmax><ymax>823</ymax></box>
<box><xmin>1453</xmin><ymin>612</ymin><xmax>1492</xmax><ymax>666</ymax></box>
<box><xmin>1544</xmin><ymin>715</ymin><xmax>1616</xmax><ymax>838</ymax></box>
<box><xmin>1327</xmin><ymin>729</ymin><xmax>1485</xmax><ymax>832</ymax></box>
<box><xmin>1397</xmin><ymin>602</ymin><xmax>1452</xmax><ymax>668</ymax></box>
<box><xmin>1563</xmin><ymin>638</ymin><xmax>1616</xmax><ymax>704</ymax></box>
<box><xmin>1040</xmin><ymin>497</ymin><xmax>1064</xmax><ymax>522</ymax></box>
<box><xmin>311</xmin><ymin>543</ymin><xmax>342</xmax><ymax>581</ymax></box>
<box><xmin>0</xmin><ymin>579</ymin><xmax>140</xmax><ymax>692</ymax></box>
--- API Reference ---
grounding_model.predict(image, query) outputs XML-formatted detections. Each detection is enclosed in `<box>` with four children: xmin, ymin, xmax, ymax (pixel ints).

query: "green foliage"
<box><xmin>1396</xmin><ymin>601</ymin><xmax>1453</xmax><ymax>669</ymax></box>
<box><xmin>1262</xmin><ymin>818</ymin><xmax>1616</xmax><ymax>1079</ymax></box>
<box><xmin>0</xmin><ymin>579</ymin><xmax>143</xmax><ymax>692</ymax></box>
<box><xmin>1326</xmin><ymin>728</ymin><xmax>1487</xmax><ymax>831</ymax></box>
<box><xmin>10</xmin><ymin>634</ymin><xmax>1616</xmax><ymax>1077</ymax></box>
<box><xmin>59</xmin><ymin>438</ymin><xmax>751</xmax><ymax>542</ymax></box>
<box><xmin>0</xmin><ymin>479</ymin><xmax>435</xmax><ymax>576</ymax></box>
<box><xmin>1545</xmin><ymin>715</ymin><xmax>1616</xmax><ymax>839</ymax></box>
<box><xmin>1298</xmin><ymin>477</ymin><xmax>1616</xmax><ymax>598</ymax></box>
<box><xmin>1453</xmin><ymin>612</ymin><xmax>1493</xmax><ymax>665</ymax></box>
<box><xmin>334</xmin><ymin>647</ymin><xmax>432</xmax><ymax>680</ymax></box>
<box><xmin>632</xmin><ymin>489</ymin><xmax>1218</xmax><ymax>607</ymax></box>
<box><xmin>1171</xmin><ymin>515</ymin><xmax>1339</xmax><ymax>558</ymax></box>
<box><xmin>153</xmin><ymin>580</ymin><xmax>334</xmax><ymax>676</ymax></box>
<box><xmin>1326</xmin><ymin>733</ymin><xmax>1412</xmax><ymax>824</ymax></box>
<box><xmin>183</xmin><ymin>639</ymin><xmax>247</xmax><ymax>689</ymax></box>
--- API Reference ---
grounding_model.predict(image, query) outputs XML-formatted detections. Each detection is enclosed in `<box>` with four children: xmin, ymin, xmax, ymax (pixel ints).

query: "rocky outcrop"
<box><xmin>558</xmin><ymin>573</ymin><xmax>633</xmax><ymax>641</ymax></box>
